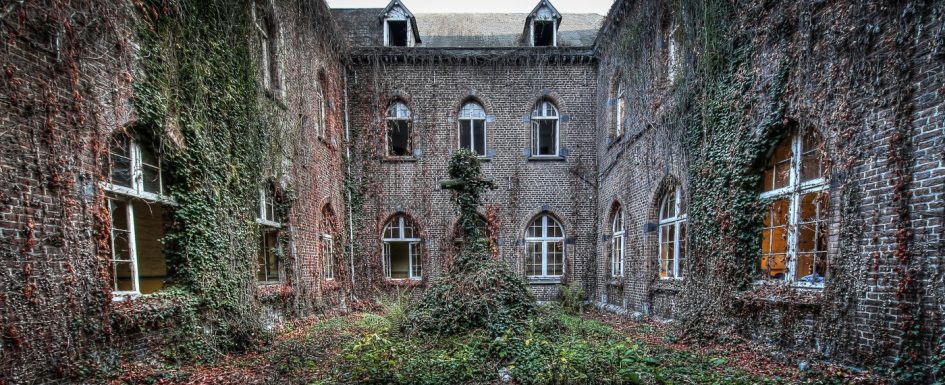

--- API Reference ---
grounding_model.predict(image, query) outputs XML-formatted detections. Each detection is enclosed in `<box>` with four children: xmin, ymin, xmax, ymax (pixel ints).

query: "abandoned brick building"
<box><xmin>1</xmin><ymin>0</ymin><xmax>943</xmax><ymax>382</ymax></box>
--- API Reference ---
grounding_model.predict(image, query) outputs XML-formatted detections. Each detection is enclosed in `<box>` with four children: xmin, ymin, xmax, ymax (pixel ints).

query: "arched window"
<box><xmin>386</xmin><ymin>101</ymin><xmax>412</xmax><ymax>157</ymax></box>
<box><xmin>611</xmin><ymin>207</ymin><xmax>625</xmax><ymax>277</ymax></box>
<box><xmin>658</xmin><ymin>187</ymin><xmax>686</xmax><ymax>279</ymax></box>
<box><xmin>530</xmin><ymin>100</ymin><xmax>559</xmax><ymax>157</ymax></box>
<box><xmin>382</xmin><ymin>214</ymin><xmax>421</xmax><ymax>280</ymax></box>
<box><xmin>458</xmin><ymin>101</ymin><xmax>487</xmax><ymax>156</ymax></box>
<box><xmin>524</xmin><ymin>214</ymin><xmax>565</xmax><ymax>277</ymax></box>
<box><xmin>614</xmin><ymin>83</ymin><xmax>625</xmax><ymax>137</ymax></box>
<box><xmin>759</xmin><ymin>128</ymin><xmax>828</xmax><ymax>286</ymax></box>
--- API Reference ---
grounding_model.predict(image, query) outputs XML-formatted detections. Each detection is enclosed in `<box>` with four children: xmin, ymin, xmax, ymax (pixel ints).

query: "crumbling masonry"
<box><xmin>1</xmin><ymin>0</ymin><xmax>943</xmax><ymax>382</ymax></box>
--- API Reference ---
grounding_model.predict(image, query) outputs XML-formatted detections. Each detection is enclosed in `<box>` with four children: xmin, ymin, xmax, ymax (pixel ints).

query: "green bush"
<box><xmin>559</xmin><ymin>282</ymin><xmax>586</xmax><ymax>315</ymax></box>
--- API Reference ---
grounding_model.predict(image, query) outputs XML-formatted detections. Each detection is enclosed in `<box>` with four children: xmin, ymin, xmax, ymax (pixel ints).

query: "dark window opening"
<box><xmin>533</xmin><ymin>120</ymin><xmax>557</xmax><ymax>155</ymax></box>
<box><xmin>534</xmin><ymin>20</ymin><xmax>554</xmax><ymax>46</ymax></box>
<box><xmin>387</xmin><ymin>120</ymin><xmax>411</xmax><ymax>156</ymax></box>
<box><xmin>459</xmin><ymin>119</ymin><xmax>486</xmax><ymax>156</ymax></box>
<box><xmin>387</xmin><ymin>20</ymin><xmax>408</xmax><ymax>47</ymax></box>
<box><xmin>258</xmin><ymin>230</ymin><xmax>280</xmax><ymax>282</ymax></box>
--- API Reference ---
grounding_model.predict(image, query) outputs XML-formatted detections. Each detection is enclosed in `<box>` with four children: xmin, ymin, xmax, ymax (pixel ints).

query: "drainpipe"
<box><xmin>343</xmin><ymin>67</ymin><xmax>358</xmax><ymax>300</ymax></box>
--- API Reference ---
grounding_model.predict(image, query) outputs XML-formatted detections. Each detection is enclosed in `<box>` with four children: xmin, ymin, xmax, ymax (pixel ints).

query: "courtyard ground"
<box><xmin>105</xmin><ymin>307</ymin><xmax>884</xmax><ymax>385</ymax></box>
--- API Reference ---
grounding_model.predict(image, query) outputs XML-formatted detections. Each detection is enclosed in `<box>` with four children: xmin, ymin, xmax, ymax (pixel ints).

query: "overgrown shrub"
<box><xmin>406</xmin><ymin>150</ymin><xmax>535</xmax><ymax>337</ymax></box>
<box><xmin>559</xmin><ymin>282</ymin><xmax>586</xmax><ymax>315</ymax></box>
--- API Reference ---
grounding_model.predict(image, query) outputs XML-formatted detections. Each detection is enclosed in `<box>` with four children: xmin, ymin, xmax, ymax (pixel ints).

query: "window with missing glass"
<box><xmin>531</xmin><ymin>100</ymin><xmax>559</xmax><ymax>157</ymax></box>
<box><xmin>458</xmin><ymin>101</ymin><xmax>487</xmax><ymax>156</ymax></box>
<box><xmin>386</xmin><ymin>101</ymin><xmax>412</xmax><ymax>157</ymax></box>
<box><xmin>103</xmin><ymin>132</ymin><xmax>171</xmax><ymax>299</ymax></box>
<box><xmin>759</xmin><ymin>128</ymin><xmax>828</xmax><ymax>286</ymax></box>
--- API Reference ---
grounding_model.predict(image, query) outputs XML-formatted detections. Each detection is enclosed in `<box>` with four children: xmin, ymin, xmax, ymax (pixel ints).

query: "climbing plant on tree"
<box><xmin>407</xmin><ymin>149</ymin><xmax>534</xmax><ymax>336</ymax></box>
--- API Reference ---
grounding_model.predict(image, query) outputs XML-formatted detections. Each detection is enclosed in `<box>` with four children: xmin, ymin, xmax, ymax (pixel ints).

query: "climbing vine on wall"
<box><xmin>133</xmin><ymin>0</ymin><xmax>276</xmax><ymax>354</ymax></box>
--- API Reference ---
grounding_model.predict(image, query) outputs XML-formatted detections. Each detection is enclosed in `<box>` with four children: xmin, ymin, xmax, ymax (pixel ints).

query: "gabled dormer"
<box><xmin>381</xmin><ymin>0</ymin><xmax>421</xmax><ymax>47</ymax></box>
<box><xmin>525</xmin><ymin>0</ymin><xmax>561</xmax><ymax>47</ymax></box>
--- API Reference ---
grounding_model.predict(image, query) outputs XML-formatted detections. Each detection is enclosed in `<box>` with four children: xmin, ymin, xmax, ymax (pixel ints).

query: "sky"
<box><xmin>325</xmin><ymin>0</ymin><xmax>615</xmax><ymax>15</ymax></box>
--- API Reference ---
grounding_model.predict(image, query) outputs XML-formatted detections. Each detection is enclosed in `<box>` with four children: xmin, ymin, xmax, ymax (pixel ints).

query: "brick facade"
<box><xmin>1</xmin><ymin>0</ymin><xmax>943</xmax><ymax>382</ymax></box>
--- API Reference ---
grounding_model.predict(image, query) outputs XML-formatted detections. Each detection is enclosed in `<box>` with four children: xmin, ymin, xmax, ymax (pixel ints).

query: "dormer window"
<box><xmin>386</xmin><ymin>20</ymin><xmax>408</xmax><ymax>46</ymax></box>
<box><xmin>381</xmin><ymin>0</ymin><xmax>419</xmax><ymax>47</ymax></box>
<box><xmin>526</xmin><ymin>0</ymin><xmax>561</xmax><ymax>47</ymax></box>
<box><xmin>533</xmin><ymin>20</ymin><xmax>555</xmax><ymax>46</ymax></box>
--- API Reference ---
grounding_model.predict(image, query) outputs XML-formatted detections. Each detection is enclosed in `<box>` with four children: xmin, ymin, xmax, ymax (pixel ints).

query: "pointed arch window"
<box><xmin>759</xmin><ymin>128</ymin><xmax>828</xmax><ymax>286</ymax></box>
<box><xmin>658</xmin><ymin>187</ymin><xmax>686</xmax><ymax>279</ymax></box>
<box><xmin>382</xmin><ymin>214</ymin><xmax>421</xmax><ymax>280</ymax></box>
<box><xmin>611</xmin><ymin>207</ymin><xmax>625</xmax><ymax>277</ymax></box>
<box><xmin>315</xmin><ymin>72</ymin><xmax>328</xmax><ymax>138</ymax></box>
<box><xmin>525</xmin><ymin>214</ymin><xmax>565</xmax><ymax>277</ymax></box>
<box><xmin>531</xmin><ymin>100</ymin><xmax>559</xmax><ymax>157</ymax></box>
<box><xmin>386</xmin><ymin>101</ymin><xmax>412</xmax><ymax>157</ymax></box>
<box><xmin>458</xmin><ymin>101</ymin><xmax>487</xmax><ymax>156</ymax></box>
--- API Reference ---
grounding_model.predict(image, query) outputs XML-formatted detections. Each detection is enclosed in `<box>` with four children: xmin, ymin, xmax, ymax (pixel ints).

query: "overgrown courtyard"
<box><xmin>106</xmin><ymin>303</ymin><xmax>882</xmax><ymax>385</ymax></box>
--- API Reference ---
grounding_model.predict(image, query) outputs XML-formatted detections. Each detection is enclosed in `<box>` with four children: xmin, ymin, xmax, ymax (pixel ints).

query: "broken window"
<box><xmin>759</xmin><ymin>128</ymin><xmax>828</xmax><ymax>286</ymax></box>
<box><xmin>104</xmin><ymin>132</ymin><xmax>171</xmax><ymax>299</ymax></box>
<box><xmin>611</xmin><ymin>207</ymin><xmax>625</xmax><ymax>277</ymax></box>
<box><xmin>530</xmin><ymin>100</ymin><xmax>559</xmax><ymax>157</ymax></box>
<box><xmin>256</xmin><ymin>1</ymin><xmax>280</xmax><ymax>92</ymax></box>
<box><xmin>458</xmin><ymin>101</ymin><xmax>487</xmax><ymax>156</ymax></box>
<box><xmin>525</xmin><ymin>214</ymin><xmax>565</xmax><ymax>278</ymax></box>
<box><xmin>658</xmin><ymin>187</ymin><xmax>687</xmax><ymax>279</ymax></box>
<box><xmin>386</xmin><ymin>101</ymin><xmax>412</xmax><ymax>157</ymax></box>
<box><xmin>533</xmin><ymin>20</ymin><xmax>555</xmax><ymax>47</ymax></box>
<box><xmin>386</xmin><ymin>20</ymin><xmax>408</xmax><ymax>47</ymax></box>
<box><xmin>257</xmin><ymin>185</ymin><xmax>281</xmax><ymax>283</ymax></box>
<box><xmin>382</xmin><ymin>214</ymin><xmax>421</xmax><ymax>280</ymax></box>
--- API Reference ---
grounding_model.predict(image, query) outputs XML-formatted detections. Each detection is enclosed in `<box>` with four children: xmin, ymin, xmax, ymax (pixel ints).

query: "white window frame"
<box><xmin>658</xmin><ymin>188</ymin><xmax>686</xmax><ymax>280</ymax></box>
<box><xmin>530</xmin><ymin>101</ymin><xmax>560</xmax><ymax>157</ymax></box>
<box><xmin>611</xmin><ymin>208</ymin><xmax>625</xmax><ymax>277</ymax></box>
<box><xmin>321</xmin><ymin>234</ymin><xmax>334</xmax><ymax>280</ymax></box>
<box><xmin>386</xmin><ymin>101</ymin><xmax>412</xmax><ymax>157</ymax></box>
<box><xmin>524</xmin><ymin>214</ymin><xmax>566</xmax><ymax>278</ymax></box>
<box><xmin>108</xmin><ymin>198</ymin><xmax>139</xmax><ymax>299</ymax></box>
<box><xmin>458</xmin><ymin>101</ymin><xmax>488</xmax><ymax>157</ymax></box>
<box><xmin>531</xmin><ymin>19</ymin><xmax>557</xmax><ymax>47</ymax></box>
<box><xmin>103</xmin><ymin>138</ymin><xmax>170</xmax><ymax>203</ymax></box>
<box><xmin>382</xmin><ymin>215</ymin><xmax>422</xmax><ymax>280</ymax></box>
<box><xmin>257</xmin><ymin>187</ymin><xmax>281</xmax><ymax>228</ymax></box>
<box><xmin>103</xmin><ymin>136</ymin><xmax>172</xmax><ymax>300</ymax></box>
<box><xmin>256</xmin><ymin>186</ymin><xmax>282</xmax><ymax>283</ymax></box>
<box><xmin>758</xmin><ymin>130</ymin><xmax>828</xmax><ymax>288</ymax></box>
<box><xmin>383</xmin><ymin>18</ymin><xmax>412</xmax><ymax>47</ymax></box>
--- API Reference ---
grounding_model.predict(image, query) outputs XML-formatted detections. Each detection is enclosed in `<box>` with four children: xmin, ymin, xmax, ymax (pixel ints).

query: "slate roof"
<box><xmin>330</xmin><ymin>9</ymin><xmax>604</xmax><ymax>48</ymax></box>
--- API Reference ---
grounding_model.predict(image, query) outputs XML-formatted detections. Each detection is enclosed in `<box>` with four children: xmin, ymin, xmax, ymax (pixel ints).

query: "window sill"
<box><xmin>737</xmin><ymin>282</ymin><xmax>824</xmax><ymax>307</ymax></box>
<box><xmin>527</xmin><ymin>155</ymin><xmax>565</xmax><ymax>162</ymax></box>
<box><xmin>607</xmin><ymin>278</ymin><xmax>624</xmax><ymax>287</ymax></box>
<box><xmin>256</xmin><ymin>218</ymin><xmax>282</xmax><ymax>228</ymax></box>
<box><xmin>384</xmin><ymin>278</ymin><xmax>424</xmax><ymax>287</ymax></box>
<box><xmin>527</xmin><ymin>276</ymin><xmax>562</xmax><ymax>285</ymax></box>
<box><xmin>383</xmin><ymin>156</ymin><xmax>418</xmax><ymax>163</ymax></box>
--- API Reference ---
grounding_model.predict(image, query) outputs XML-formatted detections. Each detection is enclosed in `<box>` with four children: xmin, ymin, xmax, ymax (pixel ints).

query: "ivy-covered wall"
<box><xmin>0</xmin><ymin>0</ymin><xmax>347</xmax><ymax>382</ymax></box>
<box><xmin>594</xmin><ymin>0</ymin><xmax>945</xmax><ymax>377</ymax></box>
